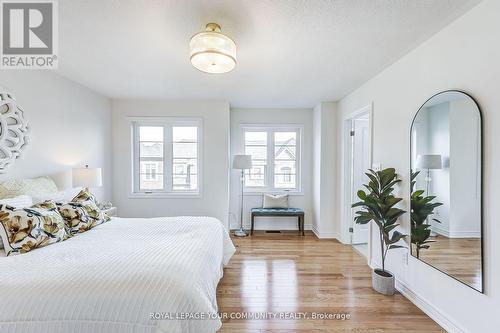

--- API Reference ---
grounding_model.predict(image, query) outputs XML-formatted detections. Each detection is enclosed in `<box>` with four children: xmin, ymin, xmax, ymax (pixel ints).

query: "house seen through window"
<box><xmin>243</xmin><ymin>126</ymin><xmax>301</xmax><ymax>191</ymax></box>
<box><xmin>132</xmin><ymin>119</ymin><xmax>200</xmax><ymax>195</ymax></box>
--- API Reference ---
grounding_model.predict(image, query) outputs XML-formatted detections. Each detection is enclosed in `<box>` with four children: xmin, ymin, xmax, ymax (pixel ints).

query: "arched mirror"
<box><xmin>410</xmin><ymin>90</ymin><xmax>483</xmax><ymax>292</ymax></box>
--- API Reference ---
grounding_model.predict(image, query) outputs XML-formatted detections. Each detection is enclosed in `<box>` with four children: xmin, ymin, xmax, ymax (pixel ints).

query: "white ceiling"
<box><xmin>57</xmin><ymin>0</ymin><xmax>481</xmax><ymax>108</ymax></box>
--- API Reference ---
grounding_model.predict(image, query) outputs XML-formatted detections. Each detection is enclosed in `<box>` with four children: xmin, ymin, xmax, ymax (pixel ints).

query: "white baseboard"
<box><xmin>338</xmin><ymin>234</ymin><xmax>350</xmax><ymax>244</ymax></box>
<box><xmin>431</xmin><ymin>225</ymin><xmax>480</xmax><ymax>238</ymax></box>
<box><xmin>367</xmin><ymin>259</ymin><xmax>465</xmax><ymax>333</ymax></box>
<box><xmin>312</xmin><ymin>226</ymin><xmax>337</xmax><ymax>239</ymax></box>
<box><xmin>395</xmin><ymin>280</ymin><xmax>466</xmax><ymax>333</ymax></box>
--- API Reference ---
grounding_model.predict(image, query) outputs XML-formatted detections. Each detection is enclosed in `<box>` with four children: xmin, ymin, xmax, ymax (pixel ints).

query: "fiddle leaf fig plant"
<box><xmin>410</xmin><ymin>170</ymin><xmax>443</xmax><ymax>258</ymax></box>
<box><xmin>352</xmin><ymin>168</ymin><xmax>407</xmax><ymax>273</ymax></box>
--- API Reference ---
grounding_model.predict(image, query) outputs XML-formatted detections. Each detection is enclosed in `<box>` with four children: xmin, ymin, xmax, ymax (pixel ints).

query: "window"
<box><xmin>132</xmin><ymin>118</ymin><xmax>201</xmax><ymax>196</ymax></box>
<box><xmin>243</xmin><ymin>126</ymin><xmax>301</xmax><ymax>191</ymax></box>
<box><xmin>172</xmin><ymin>126</ymin><xmax>198</xmax><ymax>191</ymax></box>
<box><xmin>274</xmin><ymin>131</ymin><xmax>297</xmax><ymax>189</ymax></box>
<box><xmin>244</xmin><ymin>131</ymin><xmax>267</xmax><ymax>187</ymax></box>
<box><xmin>138</xmin><ymin>126</ymin><xmax>164</xmax><ymax>190</ymax></box>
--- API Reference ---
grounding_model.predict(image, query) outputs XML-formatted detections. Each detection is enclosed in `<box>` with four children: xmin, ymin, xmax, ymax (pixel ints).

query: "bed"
<box><xmin>0</xmin><ymin>216</ymin><xmax>235</xmax><ymax>333</ymax></box>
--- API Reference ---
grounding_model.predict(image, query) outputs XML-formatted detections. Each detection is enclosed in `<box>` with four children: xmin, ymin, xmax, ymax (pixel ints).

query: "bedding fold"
<box><xmin>0</xmin><ymin>216</ymin><xmax>235</xmax><ymax>333</ymax></box>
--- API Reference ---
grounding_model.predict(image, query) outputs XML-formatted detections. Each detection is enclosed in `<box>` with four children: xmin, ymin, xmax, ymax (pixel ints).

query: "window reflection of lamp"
<box><xmin>416</xmin><ymin>154</ymin><xmax>442</xmax><ymax>196</ymax></box>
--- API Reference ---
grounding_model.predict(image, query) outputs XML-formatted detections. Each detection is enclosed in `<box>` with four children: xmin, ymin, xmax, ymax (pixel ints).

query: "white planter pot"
<box><xmin>372</xmin><ymin>269</ymin><xmax>395</xmax><ymax>295</ymax></box>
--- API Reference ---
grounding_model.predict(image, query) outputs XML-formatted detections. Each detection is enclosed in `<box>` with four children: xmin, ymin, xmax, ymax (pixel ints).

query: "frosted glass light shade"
<box><xmin>72</xmin><ymin>166</ymin><xmax>102</xmax><ymax>188</ymax></box>
<box><xmin>233</xmin><ymin>155</ymin><xmax>252</xmax><ymax>170</ymax></box>
<box><xmin>416</xmin><ymin>155</ymin><xmax>442</xmax><ymax>170</ymax></box>
<box><xmin>190</xmin><ymin>23</ymin><xmax>236</xmax><ymax>74</ymax></box>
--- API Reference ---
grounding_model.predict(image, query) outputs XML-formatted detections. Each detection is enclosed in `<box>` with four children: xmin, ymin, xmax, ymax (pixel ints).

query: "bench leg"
<box><xmin>300</xmin><ymin>215</ymin><xmax>305</xmax><ymax>236</ymax></box>
<box><xmin>251</xmin><ymin>214</ymin><xmax>255</xmax><ymax>235</ymax></box>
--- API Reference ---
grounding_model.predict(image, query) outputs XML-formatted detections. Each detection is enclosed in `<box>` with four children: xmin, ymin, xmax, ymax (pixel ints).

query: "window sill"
<box><xmin>243</xmin><ymin>191</ymin><xmax>304</xmax><ymax>196</ymax></box>
<box><xmin>128</xmin><ymin>192</ymin><xmax>201</xmax><ymax>199</ymax></box>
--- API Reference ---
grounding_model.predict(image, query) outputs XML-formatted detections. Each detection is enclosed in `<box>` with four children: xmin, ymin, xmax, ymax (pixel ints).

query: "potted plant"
<box><xmin>410</xmin><ymin>170</ymin><xmax>443</xmax><ymax>258</ymax></box>
<box><xmin>352</xmin><ymin>168</ymin><xmax>407</xmax><ymax>295</ymax></box>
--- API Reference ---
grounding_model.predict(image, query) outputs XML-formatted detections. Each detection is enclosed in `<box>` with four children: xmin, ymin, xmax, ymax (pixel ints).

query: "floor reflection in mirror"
<box><xmin>412</xmin><ymin>237</ymin><xmax>481</xmax><ymax>290</ymax></box>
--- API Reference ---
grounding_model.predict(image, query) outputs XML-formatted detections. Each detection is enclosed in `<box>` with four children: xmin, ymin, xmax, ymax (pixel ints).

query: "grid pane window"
<box><xmin>274</xmin><ymin>132</ymin><xmax>297</xmax><ymax>189</ymax></box>
<box><xmin>243</xmin><ymin>127</ymin><xmax>300</xmax><ymax>191</ymax></box>
<box><xmin>133</xmin><ymin>120</ymin><xmax>200</xmax><ymax>195</ymax></box>
<box><xmin>244</xmin><ymin>131</ymin><xmax>267</xmax><ymax>187</ymax></box>
<box><xmin>172</xmin><ymin>127</ymin><xmax>198</xmax><ymax>191</ymax></box>
<box><xmin>139</xmin><ymin>126</ymin><xmax>164</xmax><ymax>190</ymax></box>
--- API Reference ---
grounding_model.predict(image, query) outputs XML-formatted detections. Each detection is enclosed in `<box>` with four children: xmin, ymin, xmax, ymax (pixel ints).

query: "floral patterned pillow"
<box><xmin>57</xmin><ymin>188</ymin><xmax>110</xmax><ymax>235</ymax></box>
<box><xmin>0</xmin><ymin>201</ymin><xmax>69</xmax><ymax>256</ymax></box>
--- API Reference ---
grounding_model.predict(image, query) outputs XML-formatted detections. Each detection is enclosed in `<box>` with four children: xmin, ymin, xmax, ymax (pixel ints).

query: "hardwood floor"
<box><xmin>217</xmin><ymin>231</ymin><xmax>444</xmax><ymax>333</ymax></box>
<box><xmin>413</xmin><ymin>236</ymin><xmax>482</xmax><ymax>290</ymax></box>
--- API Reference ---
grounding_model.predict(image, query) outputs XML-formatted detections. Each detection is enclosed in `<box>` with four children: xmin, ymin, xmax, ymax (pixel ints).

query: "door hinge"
<box><xmin>349</xmin><ymin>227</ymin><xmax>354</xmax><ymax>233</ymax></box>
<box><xmin>350</xmin><ymin>130</ymin><xmax>355</xmax><ymax>136</ymax></box>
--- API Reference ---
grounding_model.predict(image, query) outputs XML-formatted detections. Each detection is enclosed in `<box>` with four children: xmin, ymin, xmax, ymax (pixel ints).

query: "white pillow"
<box><xmin>263</xmin><ymin>193</ymin><xmax>289</xmax><ymax>209</ymax></box>
<box><xmin>0</xmin><ymin>195</ymin><xmax>33</xmax><ymax>250</ymax></box>
<box><xmin>0</xmin><ymin>194</ymin><xmax>33</xmax><ymax>208</ymax></box>
<box><xmin>0</xmin><ymin>176</ymin><xmax>58</xmax><ymax>199</ymax></box>
<box><xmin>32</xmin><ymin>187</ymin><xmax>83</xmax><ymax>204</ymax></box>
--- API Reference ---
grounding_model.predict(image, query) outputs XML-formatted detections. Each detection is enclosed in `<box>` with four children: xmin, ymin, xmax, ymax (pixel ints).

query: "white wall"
<box><xmin>337</xmin><ymin>0</ymin><xmax>499</xmax><ymax>331</ymax></box>
<box><xmin>312</xmin><ymin>102</ymin><xmax>338</xmax><ymax>238</ymax></box>
<box><xmin>449</xmin><ymin>98</ymin><xmax>481</xmax><ymax>237</ymax></box>
<box><xmin>427</xmin><ymin>103</ymin><xmax>451</xmax><ymax>234</ymax></box>
<box><xmin>0</xmin><ymin>71</ymin><xmax>112</xmax><ymax>201</ymax></box>
<box><xmin>112</xmin><ymin>100</ymin><xmax>230</xmax><ymax>225</ymax></box>
<box><xmin>229</xmin><ymin>108</ymin><xmax>313</xmax><ymax>231</ymax></box>
<box><xmin>313</xmin><ymin>105</ymin><xmax>322</xmax><ymax>234</ymax></box>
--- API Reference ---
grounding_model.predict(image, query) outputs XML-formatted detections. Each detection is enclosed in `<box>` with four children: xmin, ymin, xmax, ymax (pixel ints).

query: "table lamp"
<box><xmin>72</xmin><ymin>165</ymin><xmax>102</xmax><ymax>191</ymax></box>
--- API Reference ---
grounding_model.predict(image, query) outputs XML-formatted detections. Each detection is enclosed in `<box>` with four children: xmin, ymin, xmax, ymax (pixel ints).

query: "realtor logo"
<box><xmin>1</xmin><ymin>0</ymin><xmax>58</xmax><ymax>69</ymax></box>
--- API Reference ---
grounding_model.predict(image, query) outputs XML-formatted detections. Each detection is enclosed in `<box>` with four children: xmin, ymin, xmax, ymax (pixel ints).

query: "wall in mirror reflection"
<box><xmin>410</xmin><ymin>90</ymin><xmax>482</xmax><ymax>292</ymax></box>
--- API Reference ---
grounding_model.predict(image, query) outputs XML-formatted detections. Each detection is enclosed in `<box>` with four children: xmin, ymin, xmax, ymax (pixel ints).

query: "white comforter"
<box><xmin>0</xmin><ymin>216</ymin><xmax>235</xmax><ymax>333</ymax></box>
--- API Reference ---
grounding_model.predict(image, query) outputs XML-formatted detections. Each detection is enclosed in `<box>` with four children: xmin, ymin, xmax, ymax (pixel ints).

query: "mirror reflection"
<box><xmin>410</xmin><ymin>90</ymin><xmax>482</xmax><ymax>292</ymax></box>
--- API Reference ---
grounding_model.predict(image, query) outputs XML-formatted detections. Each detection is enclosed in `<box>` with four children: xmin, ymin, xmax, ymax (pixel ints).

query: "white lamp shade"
<box><xmin>232</xmin><ymin>155</ymin><xmax>252</xmax><ymax>170</ymax></box>
<box><xmin>416</xmin><ymin>155</ymin><xmax>442</xmax><ymax>170</ymax></box>
<box><xmin>72</xmin><ymin>167</ymin><xmax>102</xmax><ymax>188</ymax></box>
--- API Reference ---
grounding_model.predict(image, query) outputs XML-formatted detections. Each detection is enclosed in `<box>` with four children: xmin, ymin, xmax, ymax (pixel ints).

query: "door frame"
<box><xmin>340</xmin><ymin>103</ymin><xmax>373</xmax><ymax>263</ymax></box>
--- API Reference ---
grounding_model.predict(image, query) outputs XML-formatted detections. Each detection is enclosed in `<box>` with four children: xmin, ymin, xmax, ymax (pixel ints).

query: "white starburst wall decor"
<box><xmin>0</xmin><ymin>90</ymin><xmax>30</xmax><ymax>173</ymax></box>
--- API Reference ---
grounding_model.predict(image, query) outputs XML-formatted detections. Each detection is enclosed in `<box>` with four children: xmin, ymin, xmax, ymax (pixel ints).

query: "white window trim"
<box><xmin>128</xmin><ymin>116</ymin><xmax>203</xmax><ymax>199</ymax></box>
<box><xmin>240</xmin><ymin>124</ymin><xmax>303</xmax><ymax>195</ymax></box>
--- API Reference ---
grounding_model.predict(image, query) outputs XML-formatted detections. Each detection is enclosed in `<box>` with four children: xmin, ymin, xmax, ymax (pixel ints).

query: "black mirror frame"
<box><xmin>409</xmin><ymin>89</ymin><xmax>484</xmax><ymax>294</ymax></box>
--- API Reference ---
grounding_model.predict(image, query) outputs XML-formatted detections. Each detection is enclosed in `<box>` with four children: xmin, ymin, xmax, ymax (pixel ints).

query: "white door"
<box><xmin>351</xmin><ymin>116</ymin><xmax>370</xmax><ymax>244</ymax></box>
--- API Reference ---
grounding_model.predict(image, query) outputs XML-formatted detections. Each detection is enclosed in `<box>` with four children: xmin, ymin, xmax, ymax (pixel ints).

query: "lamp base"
<box><xmin>234</xmin><ymin>228</ymin><xmax>248</xmax><ymax>237</ymax></box>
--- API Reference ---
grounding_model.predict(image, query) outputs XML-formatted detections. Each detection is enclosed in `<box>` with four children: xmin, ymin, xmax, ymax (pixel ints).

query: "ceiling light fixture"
<box><xmin>190</xmin><ymin>23</ymin><xmax>236</xmax><ymax>74</ymax></box>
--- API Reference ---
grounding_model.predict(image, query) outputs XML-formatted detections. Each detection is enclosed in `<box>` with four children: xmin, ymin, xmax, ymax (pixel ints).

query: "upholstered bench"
<box><xmin>250</xmin><ymin>208</ymin><xmax>305</xmax><ymax>236</ymax></box>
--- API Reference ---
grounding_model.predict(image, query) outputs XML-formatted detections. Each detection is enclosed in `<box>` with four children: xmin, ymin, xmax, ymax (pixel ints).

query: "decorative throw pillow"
<box><xmin>57</xmin><ymin>188</ymin><xmax>110</xmax><ymax>235</ymax></box>
<box><xmin>0</xmin><ymin>195</ymin><xmax>34</xmax><ymax>250</ymax></box>
<box><xmin>71</xmin><ymin>187</ymin><xmax>98</xmax><ymax>204</ymax></box>
<box><xmin>0</xmin><ymin>201</ymin><xmax>69</xmax><ymax>256</ymax></box>
<box><xmin>263</xmin><ymin>193</ymin><xmax>289</xmax><ymax>208</ymax></box>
